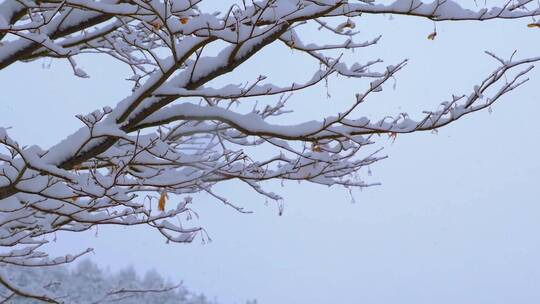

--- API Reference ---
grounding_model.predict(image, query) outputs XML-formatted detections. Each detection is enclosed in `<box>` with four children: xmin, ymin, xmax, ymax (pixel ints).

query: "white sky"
<box><xmin>1</xmin><ymin>2</ymin><xmax>540</xmax><ymax>303</ymax></box>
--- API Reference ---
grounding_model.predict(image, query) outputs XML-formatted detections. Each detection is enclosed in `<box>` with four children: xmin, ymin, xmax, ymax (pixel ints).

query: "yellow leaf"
<box><xmin>158</xmin><ymin>191</ymin><xmax>168</xmax><ymax>211</ymax></box>
<box><xmin>427</xmin><ymin>31</ymin><xmax>437</xmax><ymax>40</ymax></box>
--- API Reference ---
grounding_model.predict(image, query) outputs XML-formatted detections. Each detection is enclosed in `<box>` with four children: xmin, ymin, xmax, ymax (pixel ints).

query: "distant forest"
<box><xmin>0</xmin><ymin>260</ymin><xmax>254</xmax><ymax>304</ymax></box>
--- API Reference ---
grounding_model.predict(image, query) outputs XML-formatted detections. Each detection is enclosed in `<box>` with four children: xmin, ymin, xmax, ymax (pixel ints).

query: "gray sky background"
<box><xmin>1</xmin><ymin>2</ymin><xmax>540</xmax><ymax>303</ymax></box>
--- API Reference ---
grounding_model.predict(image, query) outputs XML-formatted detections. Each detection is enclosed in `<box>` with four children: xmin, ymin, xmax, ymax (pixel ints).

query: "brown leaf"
<box><xmin>150</xmin><ymin>19</ymin><xmax>163</xmax><ymax>30</ymax></box>
<box><xmin>311</xmin><ymin>143</ymin><xmax>322</xmax><ymax>152</ymax></box>
<box><xmin>180</xmin><ymin>17</ymin><xmax>189</xmax><ymax>24</ymax></box>
<box><xmin>527</xmin><ymin>23</ymin><xmax>540</xmax><ymax>28</ymax></box>
<box><xmin>158</xmin><ymin>191</ymin><xmax>168</xmax><ymax>211</ymax></box>
<box><xmin>427</xmin><ymin>31</ymin><xmax>437</xmax><ymax>40</ymax></box>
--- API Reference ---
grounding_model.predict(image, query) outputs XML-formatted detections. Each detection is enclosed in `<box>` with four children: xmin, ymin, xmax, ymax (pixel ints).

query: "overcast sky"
<box><xmin>1</xmin><ymin>2</ymin><xmax>540</xmax><ymax>303</ymax></box>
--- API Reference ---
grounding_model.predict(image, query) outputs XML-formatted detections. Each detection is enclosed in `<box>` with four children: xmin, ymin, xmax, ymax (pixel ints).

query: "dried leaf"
<box><xmin>158</xmin><ymin>191</ymin><xmax>168</xmax><ymax>211</ymax></box>
<box><xmin>527</xmin><ymin>23</ymin><xmax>540</xmax><ymax>28</ymax></box>
<box><xmin>150</xmin><ymin>19</ymin><xmax>163</xmax><ymax>30</ymax></box>
<box><xmin>311</xmin><ymin>143</ymin><xmax>322</xmax><ymax>152</ymax></box>
<box><xmin>180</xmin><ymin>17</ymin><xmax>189</xmax><ymax>24</ymax></box>
<box><xmin>427</xmin><ymin>31</ymin><xmax>437</xmax><ymax>40</ymax></box>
